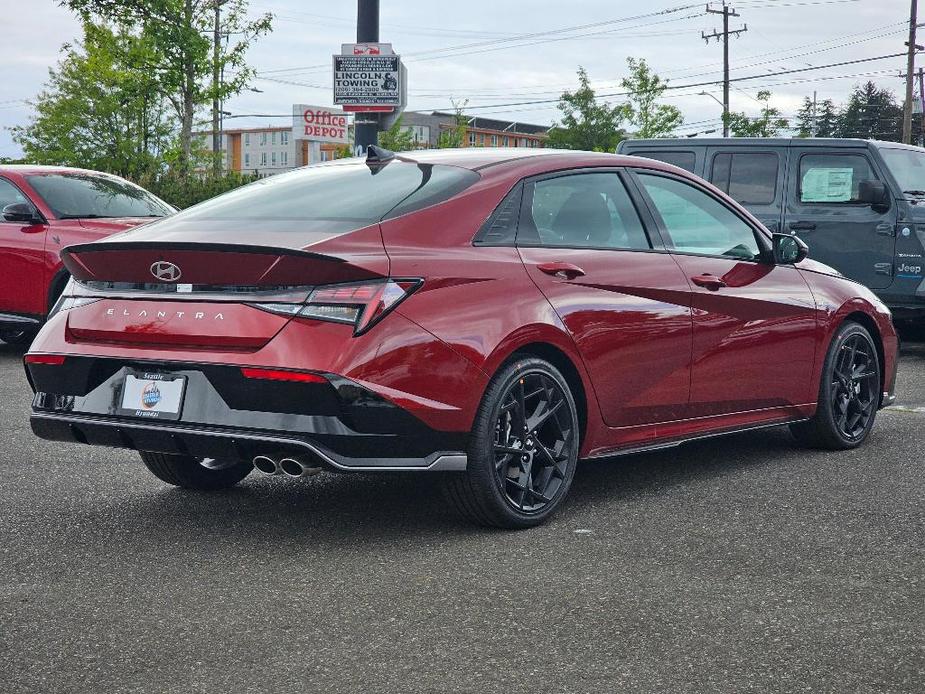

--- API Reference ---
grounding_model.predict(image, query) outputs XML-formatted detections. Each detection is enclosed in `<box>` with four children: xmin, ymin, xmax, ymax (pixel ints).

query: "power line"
<box><xmin>254</xmin><ymin>3</ymin><xmax>702</xmax><ymax>76</ymax></box>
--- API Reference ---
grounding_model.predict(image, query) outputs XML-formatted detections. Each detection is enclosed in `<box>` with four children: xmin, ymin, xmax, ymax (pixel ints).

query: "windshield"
<box><xmin>27</xmin><ymin>173</ymin><xmax>173</xmax><ymax>219</ymax></box>
<box><xmin>171</xmin><ymin>160</ymin><xmax>479</xmax><ymax>227</ymax></box>
<box><xmin>879</xmin><ymin>147</ymin><xmax>925</xmax><ymax>195</ymax></box>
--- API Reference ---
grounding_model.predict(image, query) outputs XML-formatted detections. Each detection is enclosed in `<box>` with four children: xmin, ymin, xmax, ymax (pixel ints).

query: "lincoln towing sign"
<box><xmin>333</xmin><ymin>43</ymin><xmax>402</xmax><ymax>112</ymax></box>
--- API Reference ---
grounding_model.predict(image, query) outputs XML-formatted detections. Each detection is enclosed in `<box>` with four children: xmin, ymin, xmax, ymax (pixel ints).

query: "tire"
<box><xmin>139</xmin><ymin>451</ymin><xmax>253</xmax><ymax>490</ymax></box>
<box><xmin>0</xmin><ymin>329</ymin><xmax>35</xmax><ymax>346</ymax></box>
<box><xmin>442</xmin><ymin>357</ymin><xmax>580</xmax><ymax>529</ymax></box>
<box><xmin>790</xmin><ymin>321</ymin><xmax>881</xmax><ymax>450</ymax></box>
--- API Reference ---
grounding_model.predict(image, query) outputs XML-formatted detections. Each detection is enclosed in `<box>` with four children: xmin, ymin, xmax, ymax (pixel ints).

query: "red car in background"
<box><xmin>0</xmin><ymin>166</ymin><xmax>173</xmax><ymax>344</ymax></box>
<box><xmin>24</xmin><ymin>149</ymin><xmax>898</xmax><ymax>528</ymax></box>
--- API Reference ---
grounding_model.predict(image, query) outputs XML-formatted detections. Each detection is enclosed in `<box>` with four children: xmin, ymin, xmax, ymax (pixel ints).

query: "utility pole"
<box><xmin>919</xmin><ymin>67</ymin><xmax>925</xmax><ymax>145</ymax></box>
<box><xmin>212</xmin><ymin>0</ymin><xmax>224</xmax><ymax>176</ymax></box>
<box><xmin>703</xmin><ymin>2</ymin><xmax>747</xmax><ymax>138</ymax></box>
<box><xmin>903</xmin><ymin>0</ymin><xmax>919</xmax><ymax>144</ymax></box>
<box><xmin>810</xmin><ymin>90</ymin><xmax>818</xmax><ymax>137</ymax></box>
<box><xmin>354</xmin><ymin>0</ymin><xmax>380</xmax><ymax>154</ymax></box>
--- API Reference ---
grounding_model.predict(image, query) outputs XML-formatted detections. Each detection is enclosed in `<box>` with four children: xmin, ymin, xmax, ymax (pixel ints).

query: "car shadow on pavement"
<box><xmin>88</xmin><ymin>425</ymin><xmax>804</xmax><ymax>542</ymax></box>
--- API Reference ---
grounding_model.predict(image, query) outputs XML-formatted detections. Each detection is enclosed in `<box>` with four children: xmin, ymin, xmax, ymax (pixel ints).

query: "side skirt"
<box><xmin>584</xmin><ymin>417</ymin><xmax>810</xmax><ymax>462</ymax></box>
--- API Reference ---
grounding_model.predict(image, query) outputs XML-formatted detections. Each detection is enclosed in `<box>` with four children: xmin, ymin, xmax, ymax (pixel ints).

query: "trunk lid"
<box><xmin>60</xmin><ymin>225</ymin><xmax>389</xmax><ymax>349</ymax></box>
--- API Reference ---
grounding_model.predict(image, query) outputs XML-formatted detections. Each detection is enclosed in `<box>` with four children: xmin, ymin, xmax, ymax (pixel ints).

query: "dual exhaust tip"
<box><xmin>252</xmin><ymin>454</ymin><xmax>322</xmax><ymax>478</ymax></box>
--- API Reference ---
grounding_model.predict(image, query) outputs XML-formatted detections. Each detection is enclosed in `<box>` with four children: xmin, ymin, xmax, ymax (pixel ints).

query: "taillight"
<box><xmin>252</xmin><ymin>279</ymin><xmax>421</xmax><ymax>336</ymax></box>
<box><xmin>241</xmin><ymin>367</ymin><xmax>327</xmax><ymax>383</ymax></box>
<box><xmin>25</xmin><ymin>354</ymin><xmax>66</xmax><ymax>366</ymax></box>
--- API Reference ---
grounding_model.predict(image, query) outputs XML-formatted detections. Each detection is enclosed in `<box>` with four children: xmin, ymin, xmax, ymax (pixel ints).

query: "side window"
<box><xmin>0</xmin><ymin>178</ymin><xmax>27</xmax><ymax>212</ymax></box>
<box><xmin>710</xmin><ymin>152</ymin><xmax>779</xmax><ymax>205</ymax></box>
<box><xmin>632</xmin><ymin>150</ymin><xmax>696</xmax><ymax>173</ymax></box>
<box><xmin>638</xmin><ymin>173</ymin><xmax>761</xmax><ymax>260</ymax></box>
<box><xmin>799</xmin><ymin>154</ymin><xmax>875</xmax><ymax>204</ymax></box>
<box><xmin>518</xmin><ymin>173</ymin><xmax>650</xmax><ymax>250</ymax></box>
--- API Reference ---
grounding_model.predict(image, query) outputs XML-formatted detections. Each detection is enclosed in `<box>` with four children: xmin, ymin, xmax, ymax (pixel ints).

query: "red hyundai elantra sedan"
<box><xmin>24</xmin><ymin>148</ymin><xmax>898</xmax><ymax>528</ymax></box>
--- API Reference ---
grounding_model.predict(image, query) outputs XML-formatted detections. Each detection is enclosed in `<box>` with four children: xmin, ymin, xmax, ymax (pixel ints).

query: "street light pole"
<box><xmin>212</xmin><ymin>0</ymin><xmax>226</xmax><ymax>176</ymax></box>
<box><xmin>354</xmin><ymin>0</ymin><xmax>380</xmax><ymax>154</ymax></box>
<box><xmin>699</xmin><ymin>91</ymin><xmax>725</xmax><ymax>132</ymax></box>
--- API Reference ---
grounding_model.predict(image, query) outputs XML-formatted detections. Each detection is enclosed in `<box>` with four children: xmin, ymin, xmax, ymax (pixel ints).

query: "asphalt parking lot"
<box><xmin>0</xmin><ymin>340</ymin><xmax>922</xmax><ymax>694</ymax></box>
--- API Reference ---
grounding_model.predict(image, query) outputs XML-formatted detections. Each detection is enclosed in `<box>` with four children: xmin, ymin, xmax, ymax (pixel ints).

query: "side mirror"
<box><xmin>858</xmin><ymin>180</ymin><xmax>889</xmax><ymax>209</ymax></box>
<box><xmin>773</xmin><ymin>232</ymin><xmax>809</xmax><ymax>265</ymax></box>
<box><xmin>2</xmin><ymin>202</ymin><xmax>40</xmax><ymax>224</ymax></box>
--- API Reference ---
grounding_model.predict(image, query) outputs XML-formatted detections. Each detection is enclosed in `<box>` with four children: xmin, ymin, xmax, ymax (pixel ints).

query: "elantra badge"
<box><xmin>150</xmin><ymin>261</ymin><xmax>182</xmax><ymax>282</ymax></box>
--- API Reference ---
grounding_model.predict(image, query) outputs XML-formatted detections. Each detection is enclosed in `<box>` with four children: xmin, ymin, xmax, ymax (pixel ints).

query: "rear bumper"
<box><xmin>30</xmin><ymin>411</ymin><xmax>467</xmax><ymax>472</ymax></box>
<box><xmin>27</xmin><ymin>357</ymin><xmax>468</xmax><ymax>471</ymax></box>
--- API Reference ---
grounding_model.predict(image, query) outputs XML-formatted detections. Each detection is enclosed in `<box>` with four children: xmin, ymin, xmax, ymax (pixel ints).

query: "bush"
<box><xmin>137</xmin><ymin>170</ymin><xmax>260</xmax><ymax>209</ymax></box>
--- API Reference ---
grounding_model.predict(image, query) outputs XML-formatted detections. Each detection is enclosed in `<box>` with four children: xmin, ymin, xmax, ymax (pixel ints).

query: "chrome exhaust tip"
<box><xmin>252</xmin><ymin>455</ymin><xmax>280</xmax><ymax>475</ymax></box>
<box><xmin>279</xmin><ymin>456</ymin><xmax>323</xmax><ymax>478</ymax></box>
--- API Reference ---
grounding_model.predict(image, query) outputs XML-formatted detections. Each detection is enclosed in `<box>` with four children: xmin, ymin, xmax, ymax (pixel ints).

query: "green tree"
<box><xmin>437</xmin><ymin>99</ymin><xmax>469</xmax><ymax>148</ymax></box>
<box><xmin>546</xmin><ymin>67</ymin><xmax>626</xmax><ymax>151</ymax></box>
<box><xmin>12</xmin><ymin>22</ymin><xmax>173</xmax><ymax>178</ymax></box>
<box><xmin>378</xmin><ymin>117</ymin><xmax>416</xmax><ymax>152</ymax></box>
<box><xmin>62</xmin><ymin>0</ymin><xmax>272</xmax><ymax>172</ymax></box>
<box><xmin>725</xmin><ymin>90</ymin><xmax>789</xmax><ymax>137</ymax></box>
<box><xmin>835</xmin><ymin>81</ymin><xmax>902</xmax><ymax>141</ymax></box>
<box><xmin>621</xmin><ymin>57</ymin><xmax>682</xmax><ymax>138</ymax></box>
<box><xmin>796</xmin><ymin>96</ymin><xmax>840</xmax><ymax>137</ymax></box>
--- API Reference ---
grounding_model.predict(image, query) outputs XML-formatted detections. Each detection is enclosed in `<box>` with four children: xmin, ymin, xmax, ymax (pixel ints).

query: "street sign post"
<box><xmin>333</xmin><ymin>51</ymin><xmax>402</xmax><ymax>110</ymax></box>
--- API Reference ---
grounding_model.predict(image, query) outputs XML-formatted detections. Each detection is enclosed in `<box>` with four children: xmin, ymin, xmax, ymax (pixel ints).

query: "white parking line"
<box><xmin>886</xmin><ymin>404</ymin><xmax>925</xmax><ymax>414</ymax></box>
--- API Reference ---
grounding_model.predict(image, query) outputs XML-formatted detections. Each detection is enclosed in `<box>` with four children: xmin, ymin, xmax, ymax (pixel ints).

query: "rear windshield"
<box><xmin>172</xmin><ymin>160</ymin><xmax>479</xmax><ymax>227</ymax></box>
<box><xmin>27</xmin><ymin>173</ymin><xmax>173</xmax><ymax>219</ymax></box>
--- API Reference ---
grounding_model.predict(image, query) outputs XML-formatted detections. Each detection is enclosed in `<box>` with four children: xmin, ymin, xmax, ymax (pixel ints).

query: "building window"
<box><xmin>260</xmin><ymin>132</ymin><xmax>267</xmax><ymax>146</ymax></box>
<box><xmin>491</xmin><ymin>135</ymin><xmax>498</xmax><ymax>146</ymax></box>
<box><xmin>271</xmin><ymin>151</ymin><xmax>277</xmax><ymax>166</ymax></box>
<box><xmin>244</xmin><ymin>133</ymin><xmax>250</xmax><ymax>146</ymax></box>
<box><xmin>272</xmin><ymin>131</ymin><xmax>277</xmax><ymax>146</ymax></box>
<box><xmin>468</xmin><ymin>132</ymin><xmax>476</xmax><ymax>146</ymax></box>
<box><xmin>281</xmin><ymin>131</ymin><xmax>289</xmax><ymax>145</ymax></box>
<box><xmin>503</xmin><ymin>136</ymin><xmax>510</xmax><ymax>147</ymax></box>
<box><xmin>261</xmin><ymin>152</ymin><xmax>267</xmax><ymax>166</ymax></box>
<box><xmin>244</xmin><ymin>153</ymin><xmax>250</xmax><ymax>167</ymax></box>
<box><xmin>281</xmin><ymin>151</ymin><xmax>288</xmax><ymax>166</ymax></box>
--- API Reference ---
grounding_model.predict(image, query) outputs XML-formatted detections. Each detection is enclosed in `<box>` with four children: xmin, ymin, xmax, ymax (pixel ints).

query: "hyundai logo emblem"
<box><xmin>150</xmin><ymin>261</ymin><xmax>182</xmax><ymax>282</ymax></box>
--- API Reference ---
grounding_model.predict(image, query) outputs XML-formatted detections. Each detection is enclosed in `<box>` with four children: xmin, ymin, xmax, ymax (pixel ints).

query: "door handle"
<box><xmin>789</xmin><ymin>222</ymin><xmax>816</xmax><ymax>232</ymax></box>
<box><xmin>537</xmin><ymin>262</ymin><xmax>586</xmax><ymax>280</ymax></box>
<box><xmin>690</xmin><ymin>273</ymin><xmax>727</xmax><ymax>291</ymax></box>
<box><xmin>875</xmin><ymin>223</ymin><xmax>895</xmax><ymax>236</ymax></box>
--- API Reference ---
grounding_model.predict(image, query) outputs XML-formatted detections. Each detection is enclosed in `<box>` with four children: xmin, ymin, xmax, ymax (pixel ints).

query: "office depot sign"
<box><xmin>292</xmin><ymin>105</ymin><xmax>348</xmax><ymax>144</ymax></box>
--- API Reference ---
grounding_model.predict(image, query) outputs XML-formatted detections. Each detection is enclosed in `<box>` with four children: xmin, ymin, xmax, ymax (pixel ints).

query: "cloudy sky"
<box><xmin>0</xmin><ymin>0</ymin><xmax>915</xmax><ymax>156</ymax></box>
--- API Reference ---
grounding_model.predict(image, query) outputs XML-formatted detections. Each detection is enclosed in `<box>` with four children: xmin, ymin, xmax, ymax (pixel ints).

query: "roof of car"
<box><xmin>0</xmin><ymin>164</ymin><xmax>124</xmax><ymax>177</ymax></box>
<box><xmin>620</xmin><ymin>137</ymin><xmax>925</xmax><ymax>151</ymax></box>
<box><xmin>392</xmin><ymin>147</ymin><xmax>666</xmax><ymax>172</ymax></box>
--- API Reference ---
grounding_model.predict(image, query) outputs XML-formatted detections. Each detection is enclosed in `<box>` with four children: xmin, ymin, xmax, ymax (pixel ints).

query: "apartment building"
<box><xmin>397</xmin><ymin>111</ymin><xmax>549</xmax><ymax>149</ymax></box>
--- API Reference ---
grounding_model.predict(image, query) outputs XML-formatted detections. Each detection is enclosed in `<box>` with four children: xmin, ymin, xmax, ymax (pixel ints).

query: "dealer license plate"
<box><xmin>118</xmin><ymin>372</ymin><xmax>187</xmax><ymax>421</ymax></box>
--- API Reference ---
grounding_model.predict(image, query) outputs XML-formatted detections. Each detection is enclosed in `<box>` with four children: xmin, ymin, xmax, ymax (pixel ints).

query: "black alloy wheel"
<box><xmin>443</xmin><ymin>357</ymin><xmax>580</xmax><ymax>528</ymax></box>
<box><xmin>493</xmin><ymin>371</ymin><xmax>574</xmax><ymax>513</ymax></box>
<box><xmin>830</xmin><ymin>333</ymin><xmax>879</xmax><ymax>440</ymax></box>
<box><xmin>791</xmin><ymin>321</ymin><xmax>881</xmax><ymax>450</ymax></box>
